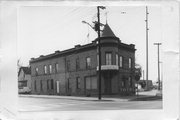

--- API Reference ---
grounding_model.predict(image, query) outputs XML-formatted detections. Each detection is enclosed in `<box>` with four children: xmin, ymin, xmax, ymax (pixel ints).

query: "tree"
<box><xmin>134</xmin><ymin>63</ymin><xmax>142</xmax><ymax>81</ymax></box>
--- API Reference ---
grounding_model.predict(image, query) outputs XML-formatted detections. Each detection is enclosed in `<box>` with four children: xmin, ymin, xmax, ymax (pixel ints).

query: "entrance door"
<box><xmin>104</xmin><ymin>71</ymin><xmax>112</xmax><ymax>94</ymax></box>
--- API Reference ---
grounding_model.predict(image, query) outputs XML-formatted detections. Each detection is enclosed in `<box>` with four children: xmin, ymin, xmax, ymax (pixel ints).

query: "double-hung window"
<box><xmin>49</xmin><ymin>65</ymin><xmax>52</xmax><ymax>74</ymax></box>
<box><xmin>105</xmin><ymin>52</ymin><xmax>112</xmax><ymax>65</ymax></box>
<box><xmin>86</xmin><ymin>57</ymin><xmax>91</xmax><ymax>69</ymax></box>
<box><xmin>119</xmin><ymin>56</ymin><xmax>123</xmax><ymax>68</ymax></box>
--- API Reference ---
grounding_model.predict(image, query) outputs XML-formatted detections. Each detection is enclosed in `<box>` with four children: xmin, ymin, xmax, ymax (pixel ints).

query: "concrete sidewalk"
<box><xmin>19</xmin><ymin>91</ymin><xmax>161</xmax><ymax>102</ymax></box>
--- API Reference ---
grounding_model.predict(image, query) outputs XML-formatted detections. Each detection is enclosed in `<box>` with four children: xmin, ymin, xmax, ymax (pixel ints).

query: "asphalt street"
<box><xmin>18</xmin><ymin>96</ymin><xmax>162</xmax><ymax>112</ymax></box>
<box><xmin>17</xmin><ymin>91</ymin><xmax>162</xmax><ymax>120</ymax></box>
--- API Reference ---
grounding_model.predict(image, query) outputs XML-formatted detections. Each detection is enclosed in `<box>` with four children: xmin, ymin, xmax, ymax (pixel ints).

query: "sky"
<box><xmin>17</xmin><ymin>5</ymin><xmax>163</xmax><ymax>82</ymax></box>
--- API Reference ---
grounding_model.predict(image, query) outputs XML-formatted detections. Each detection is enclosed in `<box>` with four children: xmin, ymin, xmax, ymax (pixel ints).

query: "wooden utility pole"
<box><xmin>97</xmin><ymin>6</ymin><xmax>105</xmax><ymax>100</ymax></box>
<box><xmin>154</xmin><ymin>43</ymin><xmax>162</xmax><ymax>90</ymax></box>
<box><xmin>145</xmin><ymin>6</ymin><xmax>149</xmax><ymax>90</ymax></box>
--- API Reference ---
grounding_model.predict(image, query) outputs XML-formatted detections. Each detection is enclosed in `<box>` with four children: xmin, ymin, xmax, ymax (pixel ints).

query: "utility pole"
<box><xmin>154</xmin><ymin>43</ymin><xmax>162</xmax><ymax>90</ymax></box>
<box><xmin>145</xmin><ymin>6</ymin><xmax>149</xmax><ymax>90</ymax></box>
<box><xmin>97</xmin><ymin>6</ymin><xmax>105</xmax><ymax>100</ymax></box>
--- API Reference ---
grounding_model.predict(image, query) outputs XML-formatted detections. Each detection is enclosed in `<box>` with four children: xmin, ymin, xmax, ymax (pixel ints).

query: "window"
<box><xmin>116</xmin><ymin>54</ymin><xmax>118</xmax><ymax>65</ymax></box>
<box><xmin>49</xmin><ymin>65</ymin><xmax>52</xmax><ymax>74</ymax></box>
<box><xmin>55</xmin><ymin>63</ymin><xmax>59</xmax><ymax>73</ymax></box>
<box><xmin>105</xmin><ymin>53</ymin><xmax>112</xmax><ymax>65</ymax></box>
<box><xmin>129</xmin><ymin>58</ymin><xmax>132</xmax><ymax>68</ymax></box>
<box><xmin>66</xmin><ymin>60</ymin><xmax>70</xmax><ymax>71</ymax></box>
<box><xmin>44</xmin><ymin>65</ymin><xmax>47</xmax><ymax>74</ymax></box>
<box><xmin>47</xmin><ymin>80</ymin><xmax>49</xmax><ymax>90</ymax></box>
<box><xmin>40</xmin><ymin>80</ymin><xmax>43</xmax><ymax>91</ymax></box>
<box><xmin>129</xmin><ymin>77</ymin><xmax>133</xmax><ymax>87</ymax></box>
<box><xmin>85</xmin><ymin>77</ymin><xmax>97</xmax><ymax>90</ymax></box>
<box><xmin>67</xmin><ymin>78</ymin><xmax>70</xmax><ymax>90</ymax></box>
<box><xmin>76</xmin><ymin>58</ymin><xmax>80</xmax><ymax>70</ymax></box>
<box><xmin>119</xmin><ymin>56</ymin><xmax>123</xmax><ymax>67</ymax></box>
<box><xmin>122</xmin><ymin>76</ymin><xmax>127</xmax><ymax>87</ymax></box>
<box><xmin>35</xmin><ymin>67</ymin><xmax>38</xmax><ymax>76</ymax></box>
<box><xmin>97</xmin><ymin>54</ymin><xmax>99</xmax><ymax>66</ymax></box>
<box><xmin>34</xmin><ymin>80</ymin><xmax>36</xmax><ymax>91</ymax></box>
<box><xmin>86</xmin><ymin>57</ymin><xmax>91</xmax><ymax>69</ymax></box>
<box><xmin>76</xmin><ymin>77</ymin><xmax>81</xmax><ymax>89</ymax></box>
<box><xmin>51</xmin><ymin>79</ymin><xmax>54</xmax><ymax>89</ymax></box>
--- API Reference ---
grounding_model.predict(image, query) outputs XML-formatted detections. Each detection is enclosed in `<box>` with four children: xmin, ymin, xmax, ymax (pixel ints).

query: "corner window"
<box><xmin>105</xmin><ymin>52</ymin><xmax>112</xmax><ymax>65</ymax></box>
<box><xmin>86</xmin><ymin>57</ymin><xmax>91</xmax><ymax>69</ymax></box>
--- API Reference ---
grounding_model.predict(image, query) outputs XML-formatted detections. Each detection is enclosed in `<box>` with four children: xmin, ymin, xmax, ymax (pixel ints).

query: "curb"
<box><xmin>19</xmin><ymin>95</ymin><xmax>129</xmax><ymax>102</ymax></box>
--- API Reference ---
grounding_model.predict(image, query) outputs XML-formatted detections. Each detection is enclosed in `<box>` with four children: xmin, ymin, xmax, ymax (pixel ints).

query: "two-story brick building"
<box><xmin>30</xmin><ymin>23</ymin><xmax>136</xmax><ymax>96</ymax></box>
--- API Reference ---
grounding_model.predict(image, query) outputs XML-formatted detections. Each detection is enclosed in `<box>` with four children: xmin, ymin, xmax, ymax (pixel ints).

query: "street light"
<box><xmin>154</xmin><ymin>43</ymin><xmax>162</xmax><ymax>90</ymax></box>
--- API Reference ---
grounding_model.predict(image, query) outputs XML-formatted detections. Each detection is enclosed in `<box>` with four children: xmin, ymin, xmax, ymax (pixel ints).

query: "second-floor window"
<box><xmin>49</xmin><ymin>65</ymin><xmax>52</xmax><ymax>74</ymax></box>
<box><xmin>105</xmin><ymin>52</ymin><xmax>112</xmax><ymax>65</ymax></box>
<box><xmin>86</xmin><ymin>57</ymin><xmax>91</xmax><ymax>69</ymax></box>
<box><xmin>119</xmin><ymin>56</ymin><xmax>123</xmax><ymax>67</ymax></box>
<box><xmin>76</xmin><ymin>58</ymin><xmax>80</xmax><ymax>70</ymax></box>
<box><xmin>44</xmin><ymin>65</ymin><xmax>47</xmax><ymax>74</ymax></box>
<box><xmin>129</xmin><ymin>58</ymin><xmax>132</xmax><ymax>69</ymax></box>
<box><xmin>116</xmin><ymin>54</ymin><xmax>118</xmax><ymax>65</ymax></box>
<box><xmin>55</xmin><ymin>63</ymin><xmax>59</xmax><ymax>73</ymax></box>
<box><xmin>66</xmin><ymin>60</ymin><xmax>70</xmax><ymax>71</ymax></box>
<box><xmin>35</xmin><ymin>67</ymin><xmax>38</xmax><ymax>76</ymax></box>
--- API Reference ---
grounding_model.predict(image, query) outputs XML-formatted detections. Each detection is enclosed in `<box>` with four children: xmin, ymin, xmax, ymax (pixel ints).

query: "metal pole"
<box><xmin>154</xmin><ymin>43</ymin><xmax>162</xmax><ymax>90</ymax></box>
<box><xmin>97</xmin><ymin>6</ymin><xmax>102</xmax><ymax>100</ymax></box>
<box><xmin>145</xmin><ymin>6</ymin><xmax>149</xmax><ymax>90</ymax></box>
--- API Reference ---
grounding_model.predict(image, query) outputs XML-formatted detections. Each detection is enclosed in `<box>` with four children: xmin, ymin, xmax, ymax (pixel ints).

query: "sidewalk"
<box><xmin>19</xmin><ymin>90</ymin><xmax>162</xmax><ymax>102</ymax></box>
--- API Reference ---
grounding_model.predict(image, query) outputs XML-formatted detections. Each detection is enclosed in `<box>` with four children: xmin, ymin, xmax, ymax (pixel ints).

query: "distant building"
<box><xmin>18</xmin><ymin>67</ymin><xmax>31</xmax><ymax>90</ymax></box>
<box><xmin>30</xmin><ymin>23</ymin><xmax>136</xmax><ymax>96</ymax></box>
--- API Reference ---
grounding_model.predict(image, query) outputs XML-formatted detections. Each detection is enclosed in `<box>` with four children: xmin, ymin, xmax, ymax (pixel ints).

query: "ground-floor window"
<box><xmin>128</xmin><ymin>76</ymin><xmax>133</xmax><ymax>87</ymax></box>
<box><xmin>56</xmin><ymin>81</ymin><xmax>60</xmax><ymax>93</ymax></box>
<box><xmin>85</xmin><ymin>76</ymin><xmax>97</xmax><ymax>90</ymax></box>
<box><xmin>40</xmin><ymin>80</ymin><xmax>43</xmax><ymax>91</ymax></box>
<box><xmin>51</xmin><ymin>79</ymin><xmax>54</xmax><ymax>89</ymax></box>
<box><xmin>34</xmin><ymin>80</ymin><xmax>36</xmax><ymax>91</ymax></box>
<box><xmin>76</xmin><ymin>77</ymin><xmax>81</xmax><ymax>89</ymax></box>
<box><xmin>47</xmin><ymin>80</ymin><xmax>49</xmax><ymax>90</ymax></box>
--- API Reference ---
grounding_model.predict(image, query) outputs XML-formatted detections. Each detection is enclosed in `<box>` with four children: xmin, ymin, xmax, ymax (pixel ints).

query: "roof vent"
<box><xmin>40</xmin><ymin>55</ymin><xmax>44</xmax><ymax>57</ymax></box>
<box><xmin>129</xmin><ymin>44</ymin><xmax>135</xmax><ymax>48</ymax></box>
<box><xmin>55</xmin><ymin>50</ymin><xmax>60</xmax><ymax>54</ymax></box>
<box><xmin>75</xmin><ymin>44</ymin><xmax>81</xmax><ymax>48</ymax></box>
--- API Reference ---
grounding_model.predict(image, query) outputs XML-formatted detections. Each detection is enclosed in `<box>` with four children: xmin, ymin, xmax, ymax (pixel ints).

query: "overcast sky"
<box><xmin>17</xmin><ymin>5</ymin><xmax>163</xmax><ymax>82</ymax></box>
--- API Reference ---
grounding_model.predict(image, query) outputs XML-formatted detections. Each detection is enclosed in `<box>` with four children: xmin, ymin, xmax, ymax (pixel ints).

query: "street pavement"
<box><xmin>17</xmin><ymin>90</ymin><xmax>162</xmax><ymax>119</ymax></box>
